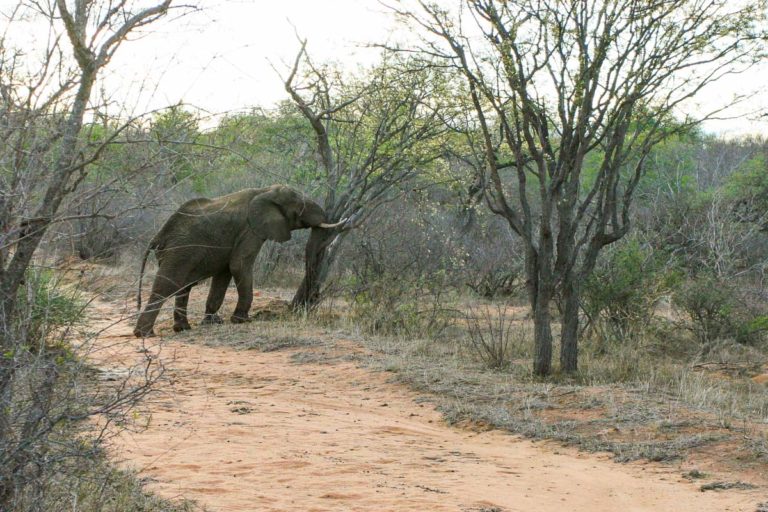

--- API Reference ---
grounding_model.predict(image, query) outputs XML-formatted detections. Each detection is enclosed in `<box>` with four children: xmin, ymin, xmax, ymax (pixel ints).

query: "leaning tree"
<box><xmin>281</xmin><ymin>42</ymin><xmax>448</xmax><ymax>310</ymax></box>
<box><xmin>394</xmin><ymin>0</ymin><xmax>767</xmax><ymax>375</ymax></box>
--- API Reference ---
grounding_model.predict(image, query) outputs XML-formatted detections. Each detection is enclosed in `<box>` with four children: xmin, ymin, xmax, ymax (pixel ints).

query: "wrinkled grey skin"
<box><xmin>134</xmin><ymin>185</ymin><xmax>330</xmax><ymax>337</ymax></box>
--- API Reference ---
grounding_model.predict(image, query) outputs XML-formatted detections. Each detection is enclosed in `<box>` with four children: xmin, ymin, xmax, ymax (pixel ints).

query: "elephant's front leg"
<box><xmin>173</xmin><ymin>284</ymin><xmax>194</xmax><ymax>332</ymax></box>
<box><xmin>229</xmin><ymin>245</ymin><xmax>261</xmax><ymax>324</ymax></box>
<box><xmin>230</xmin><ymin>267</ymin><xmax>254</xmax><ymax>324</ymax></box>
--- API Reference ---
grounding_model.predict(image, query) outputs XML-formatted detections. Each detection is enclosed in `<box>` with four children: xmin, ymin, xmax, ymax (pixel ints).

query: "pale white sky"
<box><xmin>3</xmin><ymin>1</ymin><xmax>767</xmax><ymax>136</ymax></box>
<box><xmin>101</xmin><ymin>0</ymin><xmax>401</xmax><ymax>121</ymax></box>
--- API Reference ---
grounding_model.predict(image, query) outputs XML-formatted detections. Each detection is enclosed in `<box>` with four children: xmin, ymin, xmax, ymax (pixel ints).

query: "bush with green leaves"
<box><xmin>581</xmin><ymin>239</ymin><xmax>679</xmax><ymax>342</ymax></box>
<box><xmin>348</xmin><ymin>270</ymin><xmax>456</xmax><ymax>339</ymax></box>
<box><xmin>672</xmin><ymin>274</ymin><xmax>767</xmax><ymax>347</ymax></box>
<box><xmin>14</xmin><ymin>269</ymin><xmax>84</xmax><ymax>343</ymax></box>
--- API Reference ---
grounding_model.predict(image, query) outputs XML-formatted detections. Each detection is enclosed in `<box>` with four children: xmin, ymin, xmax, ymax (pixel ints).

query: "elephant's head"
<box><xmin>247</xmin><ymin>185</ymin><xmax>343</xmax><ymax>242</ymax></box>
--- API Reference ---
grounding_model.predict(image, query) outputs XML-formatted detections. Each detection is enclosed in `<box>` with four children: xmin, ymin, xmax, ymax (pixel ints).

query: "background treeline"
<box><xmin>71</xmin><ymin>103</ymin><xmax>768</xmax><ymax>353</ymax></box>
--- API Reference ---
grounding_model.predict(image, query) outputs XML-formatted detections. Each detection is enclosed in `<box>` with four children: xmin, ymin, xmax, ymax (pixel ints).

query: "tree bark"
<box><xmin>0</xmin><ymin>2</ymin><xmax>172</xmax><ymax>507</ymax></box>
<box><xmin>292</xmin><ymin>228</ymin><xmax>345</xmax><ymax>311</ymax></box>
<box><xmin>532</xmin><ymin>295</ymin><xmax>553</xmax><ymax>376</ymax></box>
<box><xmin>559</xmin><ymin>276</ymin><xmax>580</xmax><ymax>373</ymax></box>
<box><xmin>0</xmin><ymin>69</ymin><xmax>96</xmax><ymax>510</ymax></box>
<box><xmin>1</xmin><ymin>70</ymin><xmax>94</xmax><ymax>310</ymax></box>
<box><xmin>525</xmin><ymin>247</ymin><xmax>553</xmax><ymax>376</ymax></box>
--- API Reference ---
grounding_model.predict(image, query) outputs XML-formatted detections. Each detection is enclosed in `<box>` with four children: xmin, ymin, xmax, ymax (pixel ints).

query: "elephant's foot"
<box><xmin>201</xmin><ymin>313</ymin><xmax>224</xmax><ymax>325</ymax></box>
<box><xmin>173</xmin><ymin>321</ymin><xmax>192</xmax><ymax>333</ymax></box>
<box><xmin>133</xmin><ymin>327</ymin><xmax>156</xmax><ymax>338</ymax></box>
<box><xmin>230</xmin><ymin>313</ymin><xmax>250</xmax><ymax>324</ymax></box>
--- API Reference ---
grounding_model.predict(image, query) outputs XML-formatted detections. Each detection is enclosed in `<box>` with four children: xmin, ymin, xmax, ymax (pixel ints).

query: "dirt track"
<box><xmin>90</xmin><ymin>299</ymin><xmax>761</xmax><ymax>512</ymax></box>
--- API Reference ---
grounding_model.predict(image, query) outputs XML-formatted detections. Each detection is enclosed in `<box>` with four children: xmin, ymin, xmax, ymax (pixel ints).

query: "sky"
<box><xmin>3</xmin><ymin>0</ymin><xmax>767</xmax><ymax>136</ymax></box>
<box><xmin>101</xmin><ymin>0</ymin><xmax>402</xmax><ymax>122</ymax></box>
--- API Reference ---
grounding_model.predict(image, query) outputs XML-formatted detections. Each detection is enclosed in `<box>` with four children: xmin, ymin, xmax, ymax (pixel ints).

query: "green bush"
<box><xmin>16</xmin><ymin>269</ymin><xmax>84</xmax><ymax>345</ymax></box>
<box><xmin>672</xmin><ymin>274</ymin><xmax>766</xmax><ymax>346</ymax></box>
<box><xmin>581</xmin><ymin>239</ymin><xmax>679</xmax><ymax>342</ymax></box>
<box><xmin>348</xmin><ymin>271</ymin><xmax>455</xmax><ymax>338</ymax></box>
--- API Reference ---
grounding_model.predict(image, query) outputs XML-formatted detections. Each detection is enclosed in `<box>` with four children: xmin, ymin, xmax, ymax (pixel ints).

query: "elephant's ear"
<box><xmin>247</xmin><ymin>195</ymin><xmax>291</xmax><ymax>242</ymax></box>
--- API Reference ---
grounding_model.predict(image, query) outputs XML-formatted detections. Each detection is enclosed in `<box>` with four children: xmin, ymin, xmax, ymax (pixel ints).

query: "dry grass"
<box><xmin>187</xmin><ymin>296</ymin><xmax>767</xmax><ymax>480</ymax></box>
<box><xmin>45</xmin><ymin>463</ymin><xmax>205</xmax><ymax>512</ymax></box>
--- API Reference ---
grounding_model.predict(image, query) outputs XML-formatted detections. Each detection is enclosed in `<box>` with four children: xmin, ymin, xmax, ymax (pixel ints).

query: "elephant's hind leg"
<box><xmin>201</xmin><ymin>271</ymin><xmax>231</xmax><ymax>325</ymax></box>
<box><xmin>134</xmin><ymin>276</ymin><xmax>184</xmax><ymax>337</ymax></box>
<box><xmin>173</xmin><ymin>284</ymin><xmax>194</xmax><ymax>332</ymax></box>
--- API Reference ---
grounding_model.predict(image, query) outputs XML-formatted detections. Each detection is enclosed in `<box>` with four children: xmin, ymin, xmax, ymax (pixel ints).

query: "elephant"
<box><xmin>133</xmin><ymin>185</ymin><xmax>343</xmax><ymax>337</ymax></box>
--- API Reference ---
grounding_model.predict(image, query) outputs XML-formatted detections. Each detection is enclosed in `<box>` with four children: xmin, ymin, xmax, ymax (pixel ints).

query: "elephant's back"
<box><xmin>152</xmin><ymin>197</ymin><xmax>216</xmax><ymax>250</ymax></box>
<box><xmin>187</xmin><ymin>187</ymin><xmax>282</xmax><ymax>215</ymax></box>
<box><xmin>152</xmin><ymin>190</ymin><xmax>262</xmax><ymax>254</ymax></box>
<box><xmin>178</xmin><ymin>197</ymin><xmax>214</xmax><ymax>214</ymax></box>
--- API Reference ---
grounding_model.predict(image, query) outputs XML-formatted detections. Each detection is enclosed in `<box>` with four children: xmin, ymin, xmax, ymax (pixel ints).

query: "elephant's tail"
<box><xmin>136</xmin><ymin>243</ymin><xmax>154</xmax><ymax>310</ymax></box>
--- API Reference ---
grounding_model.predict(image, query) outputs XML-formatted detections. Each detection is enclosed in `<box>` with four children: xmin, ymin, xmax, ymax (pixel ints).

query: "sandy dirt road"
<box><xmin>89</xmin><ymin>300</ymin><xmax>761</xmax><ymax>512</ymax></box>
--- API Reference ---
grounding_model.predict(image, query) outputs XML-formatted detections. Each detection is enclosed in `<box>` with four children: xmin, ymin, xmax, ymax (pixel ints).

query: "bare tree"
<box><xmin>1</xmin><ymin>0</ymin><xmax>177</xmax><ymax>321</ymax></box>
<box><xmin>281</xmin><ymin>41</ymin><xmax>447</xmax><ymax>310</ymax></box>
<box><xmin>393</xmin><ymin>0</ymin><xmax>767</xmax><ymax>375</ymax></box>
<box><xmin>0</xmin><ymin>1</ymin><xmax>181</xmax><ymax>506</ymax></box>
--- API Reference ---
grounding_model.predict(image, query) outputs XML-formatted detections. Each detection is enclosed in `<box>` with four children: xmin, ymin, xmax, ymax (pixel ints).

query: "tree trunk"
<box><xmin>0</xmin><ymin>295</ymin><xmax>16</xmax><ymax>491</ymax></box>
<box><xmin>292</xmin><ymin>228</ymin><xmax>343</xmax><ymax>311</ymax></box>
<box><xmin>526</xmin><ymin>248</ymin><xmax>553</xmax><ymax>376</ymax></box>
<box><xmin>532</xmin><ymin>294</ymin><xmax>553</xmax><ymax>376</ymax></box>
<box><xmin>2</xmin><ymin>69</ymin><xmax>95</xmax><ymax>309</ymax></box>
<box><xmin>0</xmin><ymin>71</ymin><xmax>95</xmax><ymax>504</ymax></box>
<box><xmin>559</xmin><ymin>276</ymin><xmax>580</xmax><ymax>373</ymax></box>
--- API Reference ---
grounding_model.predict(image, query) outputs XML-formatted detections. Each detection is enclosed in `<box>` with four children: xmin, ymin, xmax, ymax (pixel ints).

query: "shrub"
<box><xmin>348</xmin><ymin>271</ymin><xmax>456</xmax><ymax>338</ymax></box>
<box><xmin>2</xmin><ymin>269</ymin><xmax>162</xmax><ymax>510</ymax></box>
<box><xmin>672</xmin><ymin>274</ymin><xmax>767</xmax><ymax>347</ymax></box>
<box><xmin>464</xmin><ymin>305</ymin><xmax>527</xmax><ymax>369</ymax></box>
<box><xmin>581</xmin><ymin>239</ymin><xmax>678</xmax><ymax>342</ymax></box>
<box><xmin>15</xmin><ymin>269</ymin><xmax>84</xmax><ymax>344</ymax></box>
<box><xmin>466</xmin><ymin>267</ymin><xmax>523</xmax><ymax>299</ymax></box>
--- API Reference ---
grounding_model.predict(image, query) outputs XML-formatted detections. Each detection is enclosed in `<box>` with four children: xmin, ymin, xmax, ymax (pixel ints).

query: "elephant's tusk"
<box><xmin>318</xmin><ymin>218</ymin><xmax>347</xmax><ymax>229</ymax></box>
